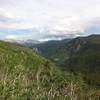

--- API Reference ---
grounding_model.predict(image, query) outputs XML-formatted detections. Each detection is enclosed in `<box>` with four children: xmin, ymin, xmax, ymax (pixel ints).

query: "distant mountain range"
<box><xmin>4</xmin><ymin>32</ymin><xmax>82</xmax><ymax>45</ymax></box>
<box><xmin>4</xmin><ymin>38</ymin><xmax>40</xmax><ymax>44</ymax></box>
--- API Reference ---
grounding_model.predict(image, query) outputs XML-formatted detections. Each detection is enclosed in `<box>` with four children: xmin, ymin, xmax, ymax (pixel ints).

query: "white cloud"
<box><xmin>0</xmin><ymin>0</ymin><xmax>100</xmax><ymax>40</ymax></box>
<box><xmin>6</xmin><ymin>35</ymin><xmax>16</xmax><ymax>39</ymax></box>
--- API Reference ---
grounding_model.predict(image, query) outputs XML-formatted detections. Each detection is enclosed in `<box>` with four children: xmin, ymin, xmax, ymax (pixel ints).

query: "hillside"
<box><xmin>33</xmin><ymin>39</ymin><xmax>71</xmax><ymax>65</ymax></box>
<box><xmin>33</xmin><ymin>35</ymin><xmax>100</xmax><ymax>87</ymax></box>
<box><xmin>66</xmin><ymin>35</ymin><xmax>100</xmax><ymax>54</ymax></box>
<box><xmin>0</xmin><ymin>40</ymin><xmax>97</xmax><ymax>99</ymax></box>
<box><xmin>65</xmin><ymin>35</ymin><xmax>100</xmax><ymax>86</ymax></box>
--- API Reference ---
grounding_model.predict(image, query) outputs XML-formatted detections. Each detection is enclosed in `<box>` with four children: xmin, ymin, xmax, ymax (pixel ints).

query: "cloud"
<box><xmin>0</xmin><ymin>9</ymin><xmax>12</xmax><ymax>23</ymax></box>
<box><xmin>0</xmin><ymin>0</ymin><xmax>100</xmax><ymax>40</ymax></box>
<box><xmin>0</xmin><ymin>14</ymin><xmax>10</xmax><ymax>23</ymax></box>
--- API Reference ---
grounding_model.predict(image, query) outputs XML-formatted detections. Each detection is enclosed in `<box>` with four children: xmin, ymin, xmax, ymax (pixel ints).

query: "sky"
<box><xmin>0</xmin><ymin>0</ymin><xmax>100</xmax><ymax>40</ymax></box>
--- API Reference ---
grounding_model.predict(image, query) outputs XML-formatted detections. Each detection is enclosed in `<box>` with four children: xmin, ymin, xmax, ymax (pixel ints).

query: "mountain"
<box><xmin>33</xmin><ymin>39</ymin><xmax>71</xmax><ymax>65</ymax></box>
<box><xmin>4</xmin><ymin>39</ymin><xmax>40</xmax><ymax>46</ymax></box>
<box><xmin>65</xmin><ymin>35</ymin><xmax>100</xmax><ymax>86</ymax></box>
<box><xmin>66</xmin><ymin>34</ymin><xmax>100</xmax><ymax>54</ymax></box>
<box><xmin>21</xmin><ymin>39</ymin><xmax>40</xmax><ymax>47</ymax></box>
<box><xmin>33</xmin><ymin>34</ymin><xmax>100</xmax><ymax>86</ymax></box>
<box><xmin>0</xmin><ymin>40</ymin><xmax>96</xmax><ymax>99</ymax></box>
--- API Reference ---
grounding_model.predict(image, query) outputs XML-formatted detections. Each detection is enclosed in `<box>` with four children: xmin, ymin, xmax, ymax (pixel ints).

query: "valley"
<box><xmin>32</xmin><ymin>35</ymin><xmax>100</xmax><ymax>86</ymax></box>
<box><xmin>0</xmin><ymin>35</ymin><xmax>100</xmax><ymax>99</ymax></box>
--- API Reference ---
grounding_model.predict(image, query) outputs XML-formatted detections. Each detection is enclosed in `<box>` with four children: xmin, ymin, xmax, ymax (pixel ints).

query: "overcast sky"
<box><xmin>0</xmin><ymin>0</ymin><xmax>100</xmax><ymax>40</ymax></box>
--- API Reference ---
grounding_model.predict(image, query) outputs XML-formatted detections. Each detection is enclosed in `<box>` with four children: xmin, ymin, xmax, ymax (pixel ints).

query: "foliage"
<box><xmin>0</xmin><ymin>40</ymin><xmax>100</xmax><ymax>99</ymax></box>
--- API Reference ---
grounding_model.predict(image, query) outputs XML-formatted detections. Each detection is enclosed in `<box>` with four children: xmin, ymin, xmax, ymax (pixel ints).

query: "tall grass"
<box><xmin>0</xmin><ymin>62</ymin><xmax>100</xmax><ymax>100</ymax></box>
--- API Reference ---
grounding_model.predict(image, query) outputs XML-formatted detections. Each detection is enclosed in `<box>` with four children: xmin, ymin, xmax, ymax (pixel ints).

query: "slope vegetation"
<box><xmin>33</xmin><ymin>39</ymin><xmax>71</xmax><ymax>65</ymax></box>
<box><xmin>65</xmin><ymin>35</ymin><xmax>100</xmax><ymax>86</ymax></box>
<box><xmin>0</xmin><ymin>40</ymin><xmax>96</xmax><ymax>100</ymax></box>
<box><xmin>33</xmin><ymin>35</ymin><xmax>100</xmax><ymax>87</ymax></box>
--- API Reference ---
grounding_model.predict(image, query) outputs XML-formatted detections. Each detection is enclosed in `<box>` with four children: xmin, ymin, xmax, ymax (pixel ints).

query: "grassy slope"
<box><xmin>0</xmin><ymin>40</ymin><xmax>46</xmax><ymax>71</ymax></box>
<box><xmin>0</xmin><ymin>41</ymin><xmax>88</xmax><ymax>100</ymax></box>
<box><xmin>0</xmin><ymin>40</ymin><xmax>99</xmax><ymax>99</ymax></box>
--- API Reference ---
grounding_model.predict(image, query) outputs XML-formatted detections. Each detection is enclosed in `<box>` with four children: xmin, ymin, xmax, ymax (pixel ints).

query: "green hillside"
<box><xmin>0</xmin><ymin>40</ymin><xmax>95</xmax><ymax>100</ymax></box>
<box><xmin>65</xmin><ymin>35</ymin><xmax>100</xmax><ymax>86</ymax></box>
<box><xmin>33</xmin><ymin>35</ymin><xmax>100</xmax><ymax>87</ymax></box>
<box><xmin>33</xmin><ymin>39</ymin><xmax>71</xmax><ymax>65</ymax></box>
